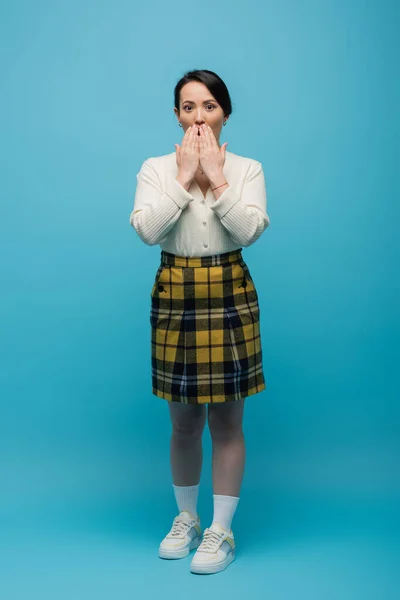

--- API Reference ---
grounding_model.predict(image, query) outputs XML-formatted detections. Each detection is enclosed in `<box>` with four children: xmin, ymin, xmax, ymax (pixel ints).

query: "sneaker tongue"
<box><xmin>210</xmin><ymin>522</ymin><xmax>228</xmax><ymax>534</ymax></box>
<box><xmin>179</xmin><ymin>509</ymin><xmax>196</xmax><ymax>519</ymax></box>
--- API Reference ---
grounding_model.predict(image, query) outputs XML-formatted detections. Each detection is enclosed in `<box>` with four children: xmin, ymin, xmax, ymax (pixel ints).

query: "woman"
<box><xmin>130</xmin><ymin>69</ymin><xmax>270</xmax><ymax>574</ymax></box>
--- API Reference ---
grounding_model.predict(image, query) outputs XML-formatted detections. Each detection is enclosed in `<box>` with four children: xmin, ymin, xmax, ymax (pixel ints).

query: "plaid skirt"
<box><xmin>150</xmin><ymin>248</ymin><xmax>266</xmax><ymax>404</ymax></box>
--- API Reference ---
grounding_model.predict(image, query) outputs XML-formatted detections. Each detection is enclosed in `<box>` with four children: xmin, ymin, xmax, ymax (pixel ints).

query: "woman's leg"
<box><xmin>159</xmin><ymin>403</ymin><xmax>207</xmax><ymax>557</ymax></box>
<box><xmin>168</xmin><ymin>402</ymin><xmax>207</xmax><ymax>486</ymax></box>
<box><xmin>208</xmin><ymin>399</ymin><xmax>246</xmax><ymax>497</ymax></box>
<box><xmin>205</xmin><ymin>399</ymin><xmax>246</xmax><ymax>532</ymax></box>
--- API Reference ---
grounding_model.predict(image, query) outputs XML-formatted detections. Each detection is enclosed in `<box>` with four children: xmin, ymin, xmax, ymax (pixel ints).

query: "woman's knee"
<box><xmin>169</xmin><ymin>403</ymin><xmax>207</xmax><ymax>438</ymax></box>
<box><xmin>208</xmin><ymin>399</ymin><xmax>245</xmax><ymax>441</ymax></box>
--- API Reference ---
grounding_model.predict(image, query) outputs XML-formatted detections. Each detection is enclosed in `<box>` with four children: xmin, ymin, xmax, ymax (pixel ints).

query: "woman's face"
<box><xmin>174</xmin><ymin>81</ymin><xmax>228</xmax><ymax>147</ymax></box>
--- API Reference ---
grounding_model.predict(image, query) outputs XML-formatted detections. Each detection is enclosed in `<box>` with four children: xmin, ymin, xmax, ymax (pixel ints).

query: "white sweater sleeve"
<box><xmin>209</xmin><ymin>161</ymin><xmax>270</xmax><ymax>247</ymax></box>
<box><xmin>130</xmin><ymin>160</ymin><xmax>194</xmax><ymax>246</ymax></box>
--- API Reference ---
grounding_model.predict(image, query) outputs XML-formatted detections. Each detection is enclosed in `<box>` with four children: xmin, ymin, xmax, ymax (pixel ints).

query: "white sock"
<box><xmin>173</xmin><ymin>484</ymin><xmax>200</xmax><ymax>518</ymax></box>
<box><xmin>212</xmin><ymin>494</ymin><xmax>240</xmax><ymax>532</ymax></box>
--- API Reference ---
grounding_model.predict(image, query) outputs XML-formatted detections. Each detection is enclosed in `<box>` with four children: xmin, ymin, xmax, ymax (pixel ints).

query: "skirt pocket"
<box><xmin>237</xmin><ymin>260</ymin><xmax>259</xmax><ymax>303</ymax></box>
<box><xmin>238</xmin><ymin>259</ymin><xmax>255</xmax><ymax>284</ymax></box>
<box><xmin>150</xmin><ymin>264</ymin><xmax>165</xmax><ymax>298</ymax></box>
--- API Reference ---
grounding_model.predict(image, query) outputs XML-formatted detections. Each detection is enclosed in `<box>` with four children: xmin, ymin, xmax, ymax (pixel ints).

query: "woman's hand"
<box><xmin>174</xmin><ymin>126</ymin><xmax>200</xmax><ymax>181</ymax></box>
<box><xmin>198</xmin><ymin>125</ymin><xmax>228</xmax><ymax>183</ymax></box>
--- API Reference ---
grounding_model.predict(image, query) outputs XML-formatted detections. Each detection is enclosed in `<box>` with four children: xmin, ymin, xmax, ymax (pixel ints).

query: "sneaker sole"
<box><xmin>159</xmin><ymin>536</ymin><xmax>201</xmax><ymax>560</ymax></box>
<box><xmin>190</xmin><ymin>549</ymin><xmax>235</xmax><ymax>574</ymax></box>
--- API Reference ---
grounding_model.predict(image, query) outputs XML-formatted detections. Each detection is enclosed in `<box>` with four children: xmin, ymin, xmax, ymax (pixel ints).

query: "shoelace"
<box><xmin>197</xmin><ymin>528</ymin><xmax>225</xmax><ymax>553</ymax></box>
<box><xmin>169</xmin><ymin>516</ymin><xmax>196</xmax><ymax>538</ymax></box>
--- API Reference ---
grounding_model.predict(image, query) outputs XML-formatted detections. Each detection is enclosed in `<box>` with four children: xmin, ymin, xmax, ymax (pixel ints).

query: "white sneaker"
<box><xmin>190</xmin><ymin>522</ymin><xmax>236</xmax><ymax>574</ymax></box>
<box><xmin>159</xmin><ymin>510</ymin><xmax>202</xmax><ymax>559</ymax></box>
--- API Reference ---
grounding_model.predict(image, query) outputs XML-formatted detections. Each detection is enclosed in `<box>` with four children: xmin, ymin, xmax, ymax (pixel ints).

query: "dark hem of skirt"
<box><xmin>151</xmin><ymin>382</ymin><xmax>267</xmax><ymax>404</ymax></box>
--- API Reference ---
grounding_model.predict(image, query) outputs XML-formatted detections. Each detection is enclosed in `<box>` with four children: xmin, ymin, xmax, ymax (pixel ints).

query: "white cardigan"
<box><xmin>130</xmin><ymin>150</ymin><xmax>270</xmax><ymax>257</ymax></box>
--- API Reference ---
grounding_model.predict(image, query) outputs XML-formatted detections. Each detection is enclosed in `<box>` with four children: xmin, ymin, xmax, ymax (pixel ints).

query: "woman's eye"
<box><xmin>183</xmin><ymin>105</ymin><xmax>215</xmax><ymax>111</ymax></box>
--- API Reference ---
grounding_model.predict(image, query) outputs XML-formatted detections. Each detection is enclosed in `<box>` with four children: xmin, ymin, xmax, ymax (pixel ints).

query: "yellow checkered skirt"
<box><xmin>150</xmin><ymin>248</ymin><xmax>266</xmax><ymax>404</ymax></box>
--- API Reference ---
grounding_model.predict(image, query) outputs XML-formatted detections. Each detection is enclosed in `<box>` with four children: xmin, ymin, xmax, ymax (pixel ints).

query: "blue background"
<box><xmin>0</xmin><ymin>0</ymin><xmax>398</xmax><ymax>597</ymax></box>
